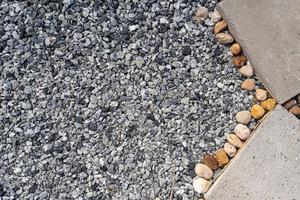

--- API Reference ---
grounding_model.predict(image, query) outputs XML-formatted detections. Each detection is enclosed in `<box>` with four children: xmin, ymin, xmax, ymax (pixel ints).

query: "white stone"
<box><xmin>234</xmin><ymin>124</ymin><xmax>251</xmax><ymax>140</ymax></box>
<box><xmin>160</xmin><ymin>18</ymin><xmax>169</xmax><ymax>24</ymax></box>
<box><xmin>256</xmin><ymin>88</ymin><xmax>268</xmax><ymax>101</ymax></box>
<box><xmin>210</xmin><ymin>10</ymin><xmax>222</xmax><ymax>22</ymax></box>
<box><xmin>129</xmin><ymin>25</ymin><xmax>139</xmax><ymax>32</ymax></box>
<box><xmin>14</xmin><ymin>167</ymin><xmax>22</xmax><ymax>175</ymax></box>
<box><xmin>193</xmin><ymin>177</ymin><xmax>211</xmax><ymax>194</ymax></box>
<box><xmin>224</xmin><ymin>142</ymin><xmax>237</xmax><ymax>157</ymax></box>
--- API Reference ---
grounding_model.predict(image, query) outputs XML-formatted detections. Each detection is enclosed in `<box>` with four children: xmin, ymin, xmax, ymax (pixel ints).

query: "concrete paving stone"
<box><xmin>217</xmin><ymin>0</ymin><xmax>300</xmax><ymax>104</ymax></box>
<box><xmin>205</xmin><ymin>105</ymin><xmax>300</xmax><ymax>199</ymax></box>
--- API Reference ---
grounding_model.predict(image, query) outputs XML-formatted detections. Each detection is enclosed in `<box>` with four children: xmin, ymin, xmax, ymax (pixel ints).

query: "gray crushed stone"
<box><xmin>0</xmin><ymin>0</ymin><xmax>257</xmax><ymax>199</ymax></box>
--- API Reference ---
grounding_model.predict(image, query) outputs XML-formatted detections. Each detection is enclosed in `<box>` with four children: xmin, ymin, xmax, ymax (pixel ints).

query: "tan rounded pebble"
<box><xmin>233</xmin><ymin>55</ymin><xmax>247</xmax><ymax>68</ymax></box>
<box><xmin>202</xmin><ymin>154</ymin><xmax>219</xmax><ymax>171</ymax></box>
<box><xmin>261</xmin><ymin>98</ymin><xmax>276</xmax><ymax>111</ymax></box>
<box><xmin>210</xmin><ymin>10</ymin><xmax>222</xmax><ymax>22</ymax></box>
<box><xmin>227</xmin><ymin>134</ymin><xmax>243</xmax><ymax>148</ymax></box>
<box><xmin>283</xmin><ymin>99</ymin><xmax>297</xmax><ymax>110</ymax></box>
<box><xmin>215</xmin><ymin>149</ymin><xmax>229</xmax><ymax>167</ymax></box>
<box><xmin>214</xmin><ymin>20</ymin><xmax>227</xmax><ymax>34</ymax></box>
<box><xmin>234</xmin><ymin>124</ymin><xmax>250</xmax><ymax>140</ymax></box>
<box><xmin>236</xmin><ymin>111</ymin><xmax>251</xmax><ymax>125</ymax></box>
<box><xmin>255</xmin><ymin>88</ymin><xmax>268</xmax><ymax>101</ymax></box>
<box><xmin>195</xmin><ymin>163</ymin><xmax>214</xmax><ymax>180</ymax></box>
<box><xmin>289</xmin><ymin>106</ymin><xmax>300</xmax><ymax>116</ymax></box>
<box><xmin>239</xmin><ymin>64</ymin><xmax>254</xmax><ymax>77</ymax></box>
<box><xmin>193</xmin><ymin>177</ymin><xmax>211</xmax><ymax>194</ymax></box>
<box><xmin>224</xmin><ymin>142</ymin><xmax>237</xmax><ymax>157</ymax></box>
<box><xmin>195</xmin><ymin>6</ymin><xmax>208</xmax><ymax>22</ymax></box>
<box><xmin>241</xmin><ymin>79</ymin><xmax>255</xmax><ymax>90</ymax></box>
<box><xmin>251</xmin><ymin>104</ymin><xmax>266</xmax><ymax>119</ymax></box>
<box><xmin>216</xmin><ymin>33</ymin><xmax>234</xmax><ymax>44</ymax></box>
<box><xmin>230</xmin><ymin>43</ymin><xmax>242</xmax><ymax>55</ymax></box>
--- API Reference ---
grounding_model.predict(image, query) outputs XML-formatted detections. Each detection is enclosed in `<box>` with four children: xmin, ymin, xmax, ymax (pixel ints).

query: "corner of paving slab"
<box><xmin>204</xmin><ymin>105</ymin><xmax>300</xmax><ymax>199</ymax></box>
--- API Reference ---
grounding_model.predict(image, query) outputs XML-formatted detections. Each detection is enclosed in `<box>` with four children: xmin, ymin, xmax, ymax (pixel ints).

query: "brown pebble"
<box><xmin>214</xmin><ymin>20</ymin><xmax>227</xmax><ymax>34</ymax></box>
<box><xmin>283</xmin><ymin>99</ymin><xmax>297</xmax><ymax>110</ymax></box>
<box><xmin>215</xmin><ymin>149</ymin><xmax>229</xmax><ymax>167</ymax></box>
<box><xmin>202</xmin><ymin>154</ymin><xmax>219</xmax><ymax>171</ymax></box>
<box><xmin>289</xmin><ymin>106</ymin><xmax>300</xmax><ymax>116</ymax></box>
<box><xmin>233</xmin><ymin>55</ymin><xmax>247</xmax><ymax>68</ymax></box>
<box><xmin>241</xmin><ymin>79</ymin><xmax>255</xmax><ymax>90</ymax></box>
<box><xmin>230</xmin><ymin>43</ymin><xmax>242</xmax><ymax>55</ymax></box>
<box><xmin>296</xmin><ymin>94</ymin><xmax>300</xmax><ymax>103</ymax></box>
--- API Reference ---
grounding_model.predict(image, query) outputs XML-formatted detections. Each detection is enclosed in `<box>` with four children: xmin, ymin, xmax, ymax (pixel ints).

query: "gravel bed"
<box><xmin>0</xmin><ymin>0</ymin><xmax>255</xmax><ymax>199</ymax></box>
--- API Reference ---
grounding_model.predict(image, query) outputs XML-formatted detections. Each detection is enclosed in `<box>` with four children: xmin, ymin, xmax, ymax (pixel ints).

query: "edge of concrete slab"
<box><xmin>204</xmin><ymin>105</ymin><xmax>300</xmax><ymax>199</ymax></box>
<box><xmin>216</xmin><ymin>3</ymin><xmax>276</xmax><ymax>103</ymax></box>
<box><xmin>216</xmin><ymin>2</ymin><xmax>300</xmax><ymax>104</ymax></box>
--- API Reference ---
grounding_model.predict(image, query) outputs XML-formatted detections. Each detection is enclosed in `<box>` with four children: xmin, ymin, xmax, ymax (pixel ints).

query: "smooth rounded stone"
<box><xmin>214</xmin><ymin>20</ymin><xmax>227</xmax><ymax>34</ymax></box>
<box><xmin>210</xmin><ymin>10</ymin><xmax>222</xmax><ymax>22</ymax></box>
<box><xmin>241</xmin><ymin>79</ymin><xmax>255</xmax><ymax>90</ymax></box>
<box><xmin>230</xmin><ymin>43</ymin><xmax>242</xmax><ymax>55</ymax></box>
<box><xmin>224</xmin><ymin>142</ymin><xmax>237</xmax><ymax>157</ymax></box>
<box><xmin>215</xmin><ymin>149</ymin><xmax>229</xmax><ymax>167</ymax></box>
<box><xmin>193</xmin><ymin>177</ymin><xmax>211</xmax><ymax>194</ymax></box>
<box><xmin>289</xmin><ymin>106</ymin><xmax>300</xmax><ymax>116</ymax></box>
<box><xmin>233</xmin><ymin>55</ymin><xmax>247</xmax><ymax>68</ymax></box>
<box><xmin>261</xmin><ymin>98</ymin><xmax>277</xmax><ymax>111</ymax></box>
<box><xmin>297</xmin><ymin>94</ymin><xmax>300</xmax><ymax>103</ymax></box>
<box><xmin>239</xmin><ymin>64</ymin><xmax>254</xmax><ymax>77</ymax></box>
<box><xmin>251</xmin><ymin>104</ymin><xmax>266</xmax><ymax>119</ymax></box>
<box><xmin>255</xmin><ymin>88</ymin><xmax>268</xmax><ymax>101</ymax></box>
<box><xmin>227</xmin><ymin>134</ymin><xmax>243</xmax><ymax>148</ymax></box>
<box><xmin>194</xmin><ymin>163</ymin><xmax>214</xmax><ymax>180</ymax></box>
<box><xmin>195</xmin><ymin>6</ymin><xmax>208</xmax><ymax>22</ymax></box>
<box><xmin>236</xmin><ymin>111</ymin><xmax>252</xmax><ymax>125</ymax></box>
<box><xmin>216</xmin><ymin>33</ymin><xmax>234</xmax><ymax>44</ymax></box>
<box><xmin>283</xmin><ymin>99</ymin><xmax>297</xmax><ymax>110</ymax></box>
<box><xmin>234</xmin><ymin>124</ymin><xmax>251</xmax><ymax>140</ymax></box>
<box><xmin>202</xmin><ymin>154</ymin><xmax>219</xmax><ymax>171</ymax></box>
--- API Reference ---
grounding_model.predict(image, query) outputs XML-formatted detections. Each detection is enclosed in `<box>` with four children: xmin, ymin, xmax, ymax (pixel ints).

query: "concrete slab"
<box><xmin>217</xmin><ymin>0</ymin><xmax>300</xmax><ymax>104</ymax></box>
<box><xmin>205</xmin><ymin>105</ymin><xmax>300</xmax><ymax>199</ymax></box>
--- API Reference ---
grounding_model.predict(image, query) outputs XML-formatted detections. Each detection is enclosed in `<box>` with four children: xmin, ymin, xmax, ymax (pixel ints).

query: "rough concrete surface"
<box><xmin>205</xmin><ymin>105</ymin><xmax>300</xmax><ymax>199</ymax></box>
<box><xmin>217</xmin><ymin>0</ymin><xmax>300</xmax><ymax>104</ymax></box>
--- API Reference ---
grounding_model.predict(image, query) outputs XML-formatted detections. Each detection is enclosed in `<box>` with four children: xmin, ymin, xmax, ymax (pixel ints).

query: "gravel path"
<box><xmin>0</xmin><ymin>1</ymin><xmax>254</xmax><ymax>199</ymax></box>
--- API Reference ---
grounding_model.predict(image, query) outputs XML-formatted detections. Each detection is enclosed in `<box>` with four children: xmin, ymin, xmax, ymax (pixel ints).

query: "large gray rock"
<box><xmin>205</xmin><ymin>105</ymin><xmax>300</xmax><ymax>199</ymax></box>
<box><xmin>217</xmin><ymin>0</ymin><xmax>300</xmax><ymax>104</ymax></box>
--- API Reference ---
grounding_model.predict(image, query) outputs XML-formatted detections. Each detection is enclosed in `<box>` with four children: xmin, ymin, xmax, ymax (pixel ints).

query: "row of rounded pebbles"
<box><xmin>283</xmin><ymin>95</ymin><xmax>300</xmax><ymax>118</ymax></box>
<box><xmin>192</xmin><ymin>7</ymin><xmax>277</xmax><ymax>196</ymax></box>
